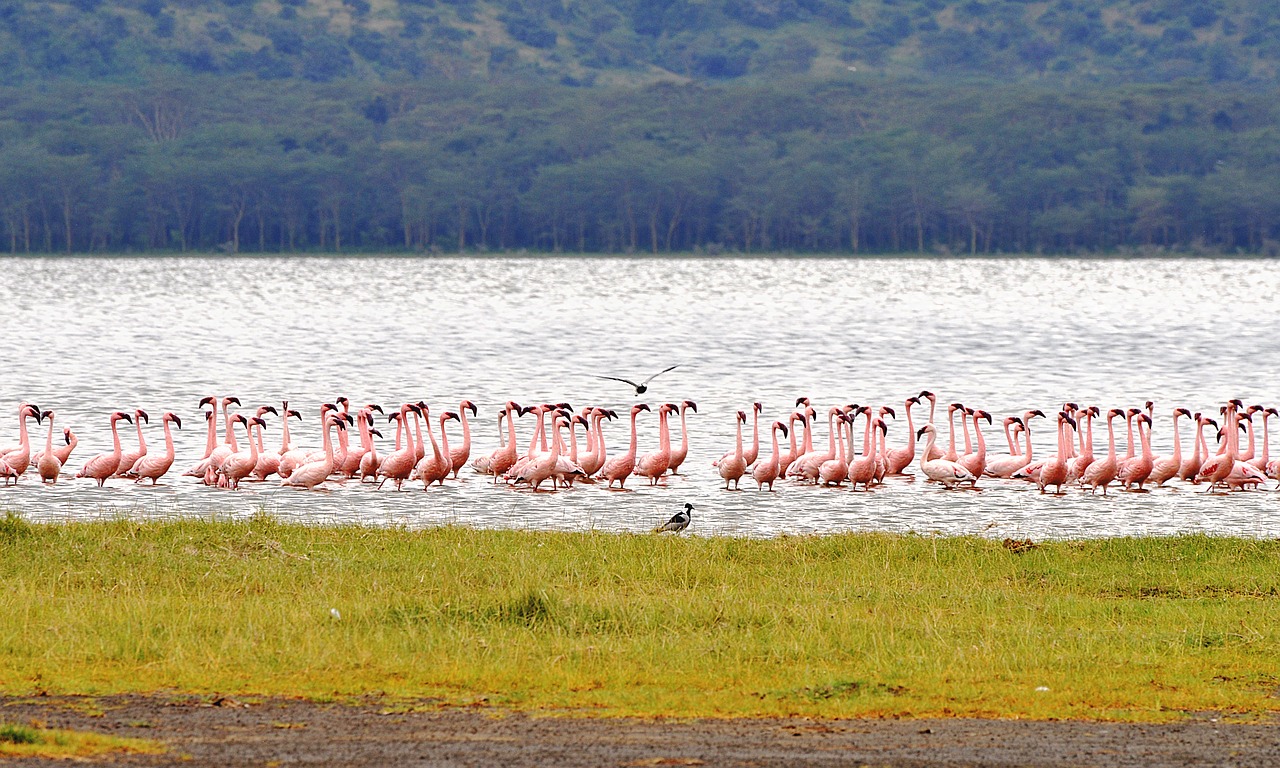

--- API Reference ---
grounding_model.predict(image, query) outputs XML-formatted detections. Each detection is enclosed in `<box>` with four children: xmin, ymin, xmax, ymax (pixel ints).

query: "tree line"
<box><xmin>2</xmin><ymin>76</ymin><xmax>1279</xmax><ymax>255</ymax></box>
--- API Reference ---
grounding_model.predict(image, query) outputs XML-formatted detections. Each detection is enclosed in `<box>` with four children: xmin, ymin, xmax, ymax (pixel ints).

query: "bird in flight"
<box><xmin>654</xmin><ymin>502</ymin><xmax>692</xmax><ymax>534</ymax></box>
<box><xmin>595</xmin><ymin>364</ymin><xmax>679</xmax><ymax>395</ymax></box>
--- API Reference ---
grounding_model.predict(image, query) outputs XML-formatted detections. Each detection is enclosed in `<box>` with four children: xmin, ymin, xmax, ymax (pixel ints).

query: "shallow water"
<box><xmin>2</xmin><ymin>255</ymin><xmax>1279</xmax><ymax>539</ymax></box>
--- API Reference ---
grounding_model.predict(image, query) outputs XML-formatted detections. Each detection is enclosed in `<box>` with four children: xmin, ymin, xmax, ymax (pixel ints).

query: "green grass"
<box><xmin>1</xmin><ymin>515</ymin><xmax>1279</xmax><ymax>721</ymax></box>
<box><xmin>0</xmin><ymin>721</ymin><xmax>163</xmax><ymax>758</ymax></box>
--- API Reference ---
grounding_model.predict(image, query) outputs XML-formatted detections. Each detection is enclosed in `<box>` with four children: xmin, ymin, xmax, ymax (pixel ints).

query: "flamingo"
<box><xmin>1179</xmin><ymin>413</ymin><xmax>1212</xmax><ymax>483</ymax></box>
<box><xmin>717</xmin><ymin>410</ymin><xmax>748</xmax><ymax>490</ymax></box>
<box><xmin>635</xmin><ymin>403</ymin><xmax>677</xmax><ymax>485</ymax></box>
<box><xmin>884</xmin><ymin>394</ymin><xmax>922</xmax><ymax>475</ymax></box>
<box><xmin>667</xmin><ymin>400</ymin><xmax>699</xmax><ymax>475</ymax></box>
<box><xmin>742</xmin><ymin>401</ymin><xmax>763</xmax><ymax>467</ymax></box>
<box><xmin>514</xmin><ymin>412</ymin><xmax>567</xmax><ymax>492</ymax></box>
<box><xmin>1149</xmin><ymin>408</ymin><xmax>1192</xmax><ymax>487</ymax></box>
<box><xmin>942</xmin><ymin>402</ymin><xmax>962</xmax><ymax>462</ymax></box>
<box><xmin>989</xmin><ymin>410</ymin><xmax>1044</xmax><ymax>478</ymax></box>
<box><xmin>776</xmin><ymin>411</ymin><xmax>803</xmax><ymax>477</ymax></box>
<box><xmin>957</xmin><ymin>410</ymin><xmax>992</xmax><ymax>481</ymax></box>
<box><xmin>249</xmin><ymin>405</ymin><xmax>286</xmax><ymax>481</ymax></box>
<box><xmin>449</xmin><ymin>400</ymin><xmax>478</xmax><ymax>479</ymax></box>
<box><xmin>36</xmin><ymin>410</ymin><xmax>60</xmax><ymax>484</ymax></box>
<box><xmin>376</xmin><ymin>404</ymin><xmax>422</xmax><ymax>490</ymax></box>
<box><xmin>112</xmin><ymin>409</ymin><xmax>150</xmax><ymax>477</ymax></box>
<box><xmin>203</xmin><ymin>396</ymin><xmax>242</xmax><ymax>485</ymax></box>
<box><xmin>1118</xmin><ymin>413</ymin><xmax>1155</xmax><ymax>491</ymax></box>
<box><xmin>126</xmin><ymin>412</ymin><xmax>181</xmax><ymax>485</ymax></box>
<box><xmin>218</xmin><ymin>415</ymin><xmax>265</xmax><ymax>490</ymax></box>
<box><xmin>818</xmin><ymin>412</ymin><xmax>850</xmax><ymax>487</ymax></box>
<box><xmin>1082</xmin><ymin>409</ymin><xmax>1124</xmax><ymax>495</ymax></box>
<box><xmin>983</xmin><ymin>416</ymin><xmax>1024</xmax><ymax>478</ymax></box>
<box><xmin>1037</xmin><ymin>412</ymin><xmax>1076</xmax><ymax>494</ymax></box>
<box><xmin>789</xmin><ymin>406</ymin><xmax>842</xmax><ymax>483</ymax></box>
<box><xmin>553</xmin><ymin>414</ymin><xmax>591</xmax><ymax>487</ymax></box>
<box><xmin>74</xmin><ymin>411</ymin><xmax>133</xmax><ymax>487</ymax></box>
<box><xmin>916</xmin><ymin>423</ymin><xmax>975</xmax><ymax>489</ymax></box>
<box><xmin>577</xmin><ymin>408</ymin><xmax>613</xmax><ymax>478</ymax></box>
<box><xmin>599</xmin><ymin>404</ymin><xmax>650</xmax><ymax>488</ymax></box>
<box><xmin>752</xmin><ymin>421</ymin><xmax>788</xmax><ymax>491</ymax></box>
<box><xmin>182</xmin><ymin>398</ymin><xmax>219</xmax><ymax>477</ymax></box>
<box><xmin>1196</xmin><ymin>400</ymin><xmax>1241</xmax><ymax>491</ymax></box>
<box><xmin>921</xmin><ymin>391</ymin><xmax>945</xmax><ymax>460</ymax></box>
<box><xmin>1248</xmin><ymin>407</ymin><xmax>1276</xmax><ymax>474</ymax></box>
<box><xmin>282</xmin><ymin>414</ymin><xmax>345</xmax><ymax>491</ymax></box>
<box><xmin>0</xmin><ymin>403</ymin><xmax>42</xmax><ymax>479</ymax></box>
<box><xmin>280</xmin><ymin>403</ymin><xmax>339</xmax><ymax>479</ymax></box>
<box><xmin>847</xmin><ymin>408</ymin><xmax>877</xmax><ymax>490</ymax></box>
<box><xmin>1067</xmin><ymin>407</ymin><xmax>1099</xmax><ymax>483</ymax></box>
<box><xmin>415</xmin><ymin>408</ymin><xmax>460</xmax><ymax>488</ymax></box>
<box><xmin>473</xmin><ymin>402</ymin><xmax>524</xmax><ymax>481</ymax></box>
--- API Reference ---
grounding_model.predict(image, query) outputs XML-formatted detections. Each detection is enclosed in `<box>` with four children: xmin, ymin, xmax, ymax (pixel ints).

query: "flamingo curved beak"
<box><xmin>199</xmin><ymin>396</ymin><xmax>215</xmax><ymax>408</ymax></box>
<box><xmin>916</xmin><ymin>426</ymin><xmax>928</xmax><ymax>439</ymax></box>
<box><xmin>467</xmin><ymin>402</ymin><xmax>479</xmax><ymax>416</ymax></box>
<box><xmin>371</xmin><ymin>428</ymin><xmax>383</xmax><ymax>438</ymax></box>
<box><xmin>264</xmin><ymin>406</ymin><xmax>279</xmax><ymax>416</ymax></box>
<box><xmin>883</xmin><ymin>407</ymin><xmax>896</xmax><ymax>419</ymax></box>
<box><xmin>172</xmin><ymin>415</ymin><xmax>182</xmax><ymax>429</ymax></box>
<box><xmin>226</xmin><ymin>397</ymin><xmax>241</xmax><ymax>406</ymax></box>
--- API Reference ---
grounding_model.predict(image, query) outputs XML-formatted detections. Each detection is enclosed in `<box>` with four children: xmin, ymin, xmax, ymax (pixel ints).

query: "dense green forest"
<box><xmin>1</xmin><ymin>0</ymin><xmax>1279</xmax><ymax>254</ymax></box>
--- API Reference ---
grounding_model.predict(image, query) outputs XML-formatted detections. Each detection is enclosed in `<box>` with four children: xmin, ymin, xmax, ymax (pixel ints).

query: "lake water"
<box><xmin>2</xmin><ymin>255</ymin><xmax>1279</xmax><ymax>539</ymax></box>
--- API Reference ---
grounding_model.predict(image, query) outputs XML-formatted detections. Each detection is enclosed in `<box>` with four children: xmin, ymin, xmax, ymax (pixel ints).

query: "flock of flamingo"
<box><xmin>0</xmin><ymin>392</ymin><xmax>1276</xmax><ymax>495</ymax></box>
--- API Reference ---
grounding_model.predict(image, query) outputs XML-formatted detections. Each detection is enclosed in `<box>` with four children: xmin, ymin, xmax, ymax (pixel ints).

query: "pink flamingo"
<box><xmin>113</xmin><ymin>409</ymin><xmax>150</xmax><ymax>477</ymax></box>
<box><xmin>42</xmin><ymin>427</ymin><xmax>77</xmax><ymax>468</ymax></box>
<box><xmin>741</xmin><ymin>401</ymin><xmax>763</xmax><ymax>468</ymax></box>
<box><xmin>635</xmin><ymin>403</ymin><xmax>677</xmax><ymax>485</ymax></box>
<box><xmin>74</xmin><ymin>411</ymin><xmax>133</xmax><ymax>487</ymax></box>
<box><xmin>203</xmin><ymin>396</ymin><xmax>242</xmax><ymax>485</ymax></box>
<box><xmin>1179</xmin><ymin>413</ymin><xmax>1210</xmax><ymax>483</ymax></box>
<box><xmin>920</xmin><ymin>391</ymin><xmax>945</xmax><ymax>460</ymax></box>
<box><xmin>847</xmin><ymin>411</ymin><xmax>879</xmax><ymax>491</ymax></box>
<box><xmin>218</xmin><ymin>414</ymin><xmax>265</xmax><ymax>490</ymax></box>
<box><xmin>376</xmin><ymin>404</ymin><xmax>422</xmax><ymax>490</ymax></box>
<box><xmin>942</xmin><ymin>403</ymin><xmax>963</xmax><ymax>462</ymax></box>
<box><xmin>182</xmin><ymin>398</ymin><xmax>218</xmax><ymax>477</ymax></box>
<box><xmin>717</xmin><ymin>410</ymin><xmax>748</xmax><ymax>490</ymax></box>
<box><xmin>752</xmin><ymin>420</ymin><xmax>788</xmax><ymax>491</ymax></box>
<box><xmin>577</xmin><ymin>408</ymin><xmax>612</xmax><ymax>478</ymax></box>
<box><xmin>957</xmin><ymin>410</ymin><xmax>992</xmax><ymax>480</ymax></box>
<box><xmin>776</xmin><ymin>411</ymin><xmax>803</xmax><ymax>477</ymax></box>
<box><xmin>916</xmin><ymin>424</ymin><xmax>975</xmax><ymax>488</ymax></box>
<box><xmin>473</xmin><ymin>402</ymin><xmax>523</xmax><ymax>480</ymax></box>
<box><xmin>1082</xmin><ymin>409</ymin><xmax>1124</xmax><ymax>495</ymax></box>
<box><xmin>1248</xmin><ymin>408</ymin><xmax>1277</xmax><ymax>474</ymax></box>
<box><xmin>884</xmin><ymin>394</ymin><xmax>922</xmax><ymax>475</ymax></box>
<box><xmin>667</xmin><ymin>400</ymin><xmax>700</xmax><ymax>475</ymax></box>
<box><xmin>415</xmin><ymin>408</ymin><xmax>460</xmax><ymax>488</ymax></box>
<box><xmin>505</xmin><ymin>404</ymin><xmax>553</xmax><ymax>482</ymax></box>
<box><xmin>282</xmin><ymin>414</ymin><xmax>345</xmax><ymax>491</ymax></box>
<box><xmin>448</xmin><ymin>401</ymin><xmax>478</xmax><ymax>479</ymax></box>
<box><xmin>126</xmin><ymin>412</ymin><xmax>182</xmax><ymax>485</ymax></box>
<box><xmin>0</xmin><ymin>401</ymin><xmax>40</xmax><ymax>459</ymax></box>
<box><xmin>818</xmin><ymin>412</ymin><xmax>850</xmax><ymax>487</ymax></box>
<box><xmin>0</xmin><ymin>403</ymin><xmax>42</xmax><ymax>479</ymax></box>
<box><xmin>1149</xmin><ymin>408</ymin><xmax>1192</xmax><ymax>487</ymax></box>
<box><xmin>1067</xmin><ymin>407</ymin><xmax>1098</xmax><ymax>483</ymax></box>
<box><xmin>1036</xmin><ymin>411</ymin><xmax>1076</xmax><ymax>494</ymax></box>
<box><xmin>989</xmin><ymin>411</ymin><xmax>1044</xmax><ymax>478</ymax></box>
<box><xmin>248</xmin><ymin>406</ymin><xmax>285</xmax><ymax>481</ymax></box>
<box><xmin>790</xmin><ymin>406</ymin><xmax>842</xmax><ymax>483</ymax></box>
<box><xmin>514</xmin><ymin>411</ymin><xmax>567</xmax><ymax>492</ymax></box>
<box><xmin>280</xmin><ymin>403</ymin><xmax>339</xmax><ymax>479</ymax></box>
<box><xmin>1118</xmin><ymin>413</ymin><xmax>1155</xmax><ymax>491</ymax></box>
<box><xmin>36</xmin><ymin>410</ymin><xmax>60</xmax><ymax>484</ymax></box>
<box><xmin>1196</xmin><ymin>401</ymin><xmax>1241</xmax><ymax>491</ymax></box>
<box><xmin>599</xmin><ymin>404</ymin><xmax>650</xmax><ymax>489</ymax></box>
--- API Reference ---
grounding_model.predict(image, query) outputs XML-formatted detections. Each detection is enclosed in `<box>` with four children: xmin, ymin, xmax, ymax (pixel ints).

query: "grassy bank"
<box><xmin>1</xmin><ymin>514</ymin><xmax>1278</xmax><ymax>722</ymax></box>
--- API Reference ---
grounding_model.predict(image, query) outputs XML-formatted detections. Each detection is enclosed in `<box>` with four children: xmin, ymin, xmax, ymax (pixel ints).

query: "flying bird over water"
<box><xmin>595</xmin><ymin>365</ymin><xmax>680</xmax><ymax>395</ymax></box>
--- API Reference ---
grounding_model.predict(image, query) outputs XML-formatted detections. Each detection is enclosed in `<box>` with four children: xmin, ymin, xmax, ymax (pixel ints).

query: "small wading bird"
<box><xmin>654</xmin><ymin>502</ymin><xmax>692</xmax><ymax>533</ymax></box>
<box><xmin>595</xmin><ymin>365</ymin><xmax>679</xmax><ymax>395</ymax></box>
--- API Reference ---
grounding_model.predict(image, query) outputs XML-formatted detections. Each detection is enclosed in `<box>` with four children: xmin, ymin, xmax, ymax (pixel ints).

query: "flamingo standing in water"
<box><xmin>818</xmin><ymin>412</ymin><xmax>851</xmax><ymax>487</ymax></box>
<box><xmin>126</xmin><ymin>412</ymin><xmax>181</xmax><ymax>485</ymax></box>
<box><xmin>1037</xmin><ymin>412</ymin><xmax>1076</xmax><ymax>494</ymax></box>
<box><xmin>415</xmin><ymin>408</ymin><xmax>460</xmax><ymax>488</ymax></box>
<box><xmin>75</xmin><ymin>411</ymin><xmax>133</xmax><ymax>487</ymax></box>
<box><xmin>0</xmin><ymin>403</ymin><xmax>42</xmax><ymax>479</ymax></box>
<box><xmin>577</xmin><ymin>408</ymin><xmax>613</xmax><ymax>478</ymax></box>
<box><xmin>752</xmin><ymin>421</ymin><xmax>788</xmax><ymax>491</ymax></box>
<box><xmin>915</xmin><ymin>423</ymin><xmax>975</xmax><ymax>488</ymax></box>
<box><xmin>635</xmin><ymin>403</ymin><xmax>677</xmax><ymax>485</ymax></box>
<box><xmin>376</xmin><ymin>404</ymin><xmax>422</xmax><ymax>490</ymax></box>
<box><xmin>667</xmin><ymin>400</ymin><xmax>699</xmax><ymax>475</ymax></box>
<box><xmin>1179</xmin><ymin>413</ymin><xmax>1212</xmax><ymax>483</ymax></box>
<box><xmin>1196</xmin><ymin>400</ymin><xmax>1241</xmax><ymax>491</ymax></box>
<box><xmin>203</xmin><ymin>397</ymin><xmax>242</xmax><ymax>485</ymax></box>
<box><xmin>599</xmin><ymin>404</ymin><xmax>650</xmax><ymax>489</ymax></box>
<box><xmin>957</xmin><ymin>410</ymin><xmax>992</xmax><ymax>481</ymax></box>
<box><xmin>717</xmin><ymin>410</ymin><xmax>748</xmax><ymax>490</ymax></box>
<box><xmin>1117</xmin><ymin>413</ymin><xmax>1155</xmax><ymax>491</ymax></box>
<box><xmin>36</xmin><ymin>410</ymin><xmax>60</xmax><ymax>484</ymax></box>
<box><xmin>790</xmin><ymin>406</ymin><xmax>842</xmax><ymax>483</ymax></box>
<box><xmin>1248</xmin><ymin>408</ymin><xmax>1276</xmax><ymax>474</ymax></box>
<box><xmin>449</xmin><ymin>400</ymin><xmax>478</xmax><ymax>479</ymax></box>
<box><xmin>113</xmin><ymin>409</ymin><xmax>150</xmax><ymax>477</ymax></box>
<box><xmin>282</xmin><ymin>414</ymin><xmax>345</xmax><ymax>491</ymax></box>
<box><xmin>473</xmin><ymin>402</ymin><xmax>523</xmax><ymax>481</ymax></box>
<box><xmin>218</xmin><ymin>414</ymin><xmax>265</xmax><ymax>490</ymax></box>
<box><xmin>183</xmin><ymin>398</ymin><xmax>219</xmax><ymax>477</ymax></box>
<box><xmin>1149</xmin><ymin>408</ymin><xmax>1192</xmax><ymax>487</ymax></box>
<box><xmin>1082</xmin><ymin>409</ymin><xmax>1123</xmax><ymax>495</ymax></box>
<box><xmin>514</xmin><ymin>411</ymin><xmax>566</xmax><ymax>492</ymax></box>
<box><xmin>35</xmin><ymin>426</ymin><xmax>77</xmax><ymax>470</ymax></box>
<box><xmin>249</xmin><ymin>405</ymin><xmax>287</xmax><ymax>481</ymax></box>
<box><xmin>776</xmin><ymin>411</ymin><xmax>803</xmax><ymax>477</ymax></box>
<box><xmin>742</xmin><ymin>402</ymin><xmax>763</xmax><ymax>468</ymax></box>
<box><xmin>848</xmin><ymin>411</ymin><xmax>881</xmax><ymax>491</ymax></box>
<box><xmin>884</xmin><ymin>394</ymin><xmax>922</xmax><ymax>475</ymax></box>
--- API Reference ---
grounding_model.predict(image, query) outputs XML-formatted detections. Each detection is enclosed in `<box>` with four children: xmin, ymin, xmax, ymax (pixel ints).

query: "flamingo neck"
<box><xmin>904</xmin><ymin>402</ymin><xmax>916</xmax><ymax>451</ymax></box>
<box><xmin>734</xmin><ymin>419</ymin><xmax>744</xmax><ymax>461</ymax></box>
<box><xmin>627</xmin><ymin>411</ymin><xmax>640</xmax><ymax>459</ymax></box>
<box><xmin>163</xmin><ymin>420</ymin><xmax>175</xmax><ymax>458</ymax></box>
<box><xmin>109</xmin><ymin>418</ymin><xmax>123</xmax><ymax>459</ymax></box>
<box><xmin>1106</xmin><ymin>417</ymin><xmax>1117</xmax><ymax>459</ymax></box>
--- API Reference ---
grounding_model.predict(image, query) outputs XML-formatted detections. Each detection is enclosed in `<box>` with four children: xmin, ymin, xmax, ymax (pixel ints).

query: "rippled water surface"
<box><xmin>3</xmin><ymin>255</ymin><xmax>1279</xmax><ymax>539</ymax></box>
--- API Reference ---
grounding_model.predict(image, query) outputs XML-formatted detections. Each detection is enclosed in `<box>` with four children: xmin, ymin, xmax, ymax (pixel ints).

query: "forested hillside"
<box><xmin>1</xmin><ymin>0</ymin><xmax>1279</xmax><ymax>254</ymax></box>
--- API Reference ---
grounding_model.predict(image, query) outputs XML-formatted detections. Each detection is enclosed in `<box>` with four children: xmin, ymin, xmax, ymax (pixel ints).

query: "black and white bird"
<box><xmin>654</xmin><ymin>503</ymin><xmax>692</xmax><ymax>534</ymax></box>
<box><xmin>595</xmin><ymin>365</ymin><xmax>679</xmax><ymax>395</ymax></box>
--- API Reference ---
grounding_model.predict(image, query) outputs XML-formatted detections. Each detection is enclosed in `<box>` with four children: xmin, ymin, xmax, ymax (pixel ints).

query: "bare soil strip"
<box><xmin>2</xmin><ymin>695</ymin><xmax>1278</xmax><ymax>767</ymax></box>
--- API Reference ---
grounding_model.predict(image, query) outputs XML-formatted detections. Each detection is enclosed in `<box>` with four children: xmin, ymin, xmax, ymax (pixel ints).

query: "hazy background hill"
<box><xmin>2</xmin><ymin>0</ymin><xmax>1276</xmax><ymax>86</ymax></box>
<box><xmin>1</xmin><ymin>0</ymin><xmax>1279</xmax><ymax>255</ymax></box>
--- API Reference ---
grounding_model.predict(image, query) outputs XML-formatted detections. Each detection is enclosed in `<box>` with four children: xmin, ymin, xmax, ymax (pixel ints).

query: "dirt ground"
<box><xmin>2</xmin><ymin>695</ymin><xmax>1278</xmax><ymax>767</ymax></box>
